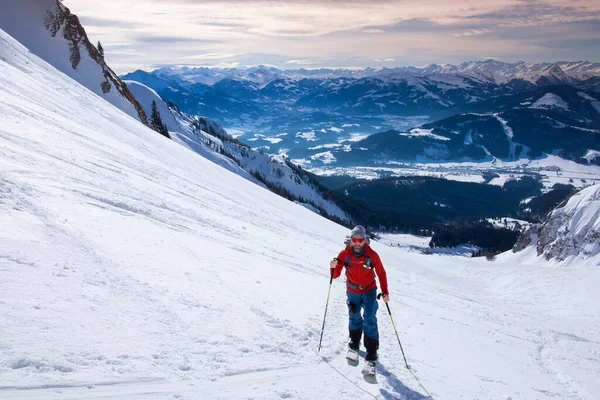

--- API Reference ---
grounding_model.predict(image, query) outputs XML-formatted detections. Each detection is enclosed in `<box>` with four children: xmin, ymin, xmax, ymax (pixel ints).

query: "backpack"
<box><xmin>342</xmin><ymin>253</ymin><xmax>377</xmax><ymax>291</ymax></box>
<box><xmin>342</xmin><ymin>254</ymin><xmax>375</xmax><ymax>274</ymax></box>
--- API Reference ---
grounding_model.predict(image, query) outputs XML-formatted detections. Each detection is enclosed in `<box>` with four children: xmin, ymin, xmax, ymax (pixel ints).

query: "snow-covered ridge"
<box><xmin>530</xmin><ymin>93</ymin><xmax>570</xmax><ymax>110</ymax></box>
<box><xmin>0</xmin><ymin>0</ymin><xmax>147</xmax><ymax>124</ymax></box>
<box><xmin>403</xmin><ymin>128</ymin><xmax>451</xmax><ymax>141</ymax></box>
<box><xmin>513</xmin><ymin>184</ymin><xmax>600</xmax><ymax>265</ymax></box>
<box><xmin>146</xmin><ymin>60</ymin><xmax>600</xmax><ymax>87</ymax></box>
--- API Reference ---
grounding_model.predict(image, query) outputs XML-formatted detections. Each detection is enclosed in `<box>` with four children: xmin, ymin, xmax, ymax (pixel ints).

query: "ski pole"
<box><xmin>378</xmin><ymin>293</ymin><xmax>411</xmax><ymax>369</ymax></box>
<box><xmin>318</xmin><ymin>266</ymin><xmax>335</xmax><ymax>352</ymax></box>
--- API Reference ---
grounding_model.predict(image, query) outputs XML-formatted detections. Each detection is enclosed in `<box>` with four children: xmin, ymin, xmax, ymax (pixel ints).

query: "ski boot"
<box><xmin>362</xmin><ymin>335</ymin><xmax>379</xmax><ymax>381</ymax></box>
<box><xmin>346</xmin><ymin>328</ymin><xmax>361</xmax><ymax>365</ymax></box>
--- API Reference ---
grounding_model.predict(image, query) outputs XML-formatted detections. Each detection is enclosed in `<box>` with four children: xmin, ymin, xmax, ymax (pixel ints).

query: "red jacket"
<box><xmin>332</xmin><ymin>244</ymin><xmax>388</xmax><ymax>295</ymax></box>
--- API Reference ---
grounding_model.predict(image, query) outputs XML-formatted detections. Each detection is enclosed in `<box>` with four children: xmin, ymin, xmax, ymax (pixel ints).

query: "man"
<box><xmin>329</xmin><ymin>225</ymin><xmax>389</xmax><ymax>376</ymax></box>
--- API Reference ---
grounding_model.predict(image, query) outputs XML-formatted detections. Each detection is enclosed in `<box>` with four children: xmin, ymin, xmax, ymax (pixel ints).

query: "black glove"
<box><xmin>348</xmin><ymin>302</ymin><xmax>357</xmax><ymax>314</ymax></box>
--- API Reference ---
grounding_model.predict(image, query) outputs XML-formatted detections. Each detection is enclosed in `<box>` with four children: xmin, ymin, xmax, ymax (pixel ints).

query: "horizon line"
<box><xmin>131</xmin><ymin>59</ymin><xmax>600</xmax><ymax>73</ymax></box>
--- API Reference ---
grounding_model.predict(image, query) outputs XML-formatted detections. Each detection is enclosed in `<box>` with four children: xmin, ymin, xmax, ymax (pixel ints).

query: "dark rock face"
<box><xmin>512</xmin><ymin>226</ymin><xmax>537</xmax><ymax>253</ymax></box>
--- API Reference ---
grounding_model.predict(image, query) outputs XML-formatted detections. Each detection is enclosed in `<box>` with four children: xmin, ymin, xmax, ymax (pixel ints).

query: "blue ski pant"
<box><xmin>347</xmin><ymin>288</ymin><xmax>379</xmax><ymax>340</ymax></box>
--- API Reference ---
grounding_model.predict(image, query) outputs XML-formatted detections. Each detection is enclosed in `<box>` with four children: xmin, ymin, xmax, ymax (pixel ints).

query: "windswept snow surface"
<box><xmin>1</xmin><ymin>29</ymin><xmax>600</xmax><ymax>400</ymax></box>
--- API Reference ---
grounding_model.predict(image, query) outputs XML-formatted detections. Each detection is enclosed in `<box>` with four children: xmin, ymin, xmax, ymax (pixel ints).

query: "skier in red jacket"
<box><xmin>330</xmin><ymin>225</ymin><xmax>389</xmax><ymax>375</ymax></box>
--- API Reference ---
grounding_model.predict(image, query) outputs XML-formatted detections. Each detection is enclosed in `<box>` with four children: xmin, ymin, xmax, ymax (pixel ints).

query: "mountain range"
<box><xmin>333</xmin><ymin>85</ymin><xmax>600</xmax><ymax>166</ymax></box>
<box><xmin>122</xmin><ymin>60</ymin><xmax>600</xmax><ymax>189</ymax></box>
<box><xmin>136</xmin><ymin>60</ymin><xmax>600</xmax><ymax>86</ymax></box>
<box><xmin>122</xmin><ymin>61</ymin><xmax>600</xmax><ymax>127</ymax></box>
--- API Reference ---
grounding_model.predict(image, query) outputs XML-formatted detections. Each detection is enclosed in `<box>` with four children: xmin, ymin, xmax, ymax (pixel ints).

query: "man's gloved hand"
<box><xmin>381</xmin><ymin>293</ymin><xmax>390</xmax><ymax>303</ymax></box>
<box><xmin>329</xmin><ymin>258</ymin><xmax>339</xmax><ymax>269</ymax></box>
<box><xmin>348</xmin><ymin>302</ymin><xmax>357</xmax><ymax>314</ymax></box>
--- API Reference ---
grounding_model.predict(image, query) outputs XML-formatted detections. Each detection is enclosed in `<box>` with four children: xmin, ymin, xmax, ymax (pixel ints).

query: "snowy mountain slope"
<box><xmin>123</xmin><ymin>68</ymin><xmax>265</xmax><ymax>125</ymax></box>
<box><xmin>1</xmin><ymin>25</ymin><xmax>354</xmax><ymax>393</ymax></box>
<box><xmin>420</xmin><ymin>60</ymin><xmax>584</xmax><ymax>85</ymax></box>
<box><xmin>123</xmin><ymin>67</ymin><xmax>513</xmax><ymax>123</ymax></box>
<box><xmin>2</xmin><ymin>26</ymin><xmax>600</xmax><ymax>400</ymax></box>
<box><xmin>513</xmin><ymin>184</ymin><xmax>600</xmax><ymax>266</ymax></box>
<box><xmin>0</xmin><ymin>0</ymin><xmax>147</xmax><ymax>124</ymax></box>
<box><xmin>124</xmin><ymin>79</ymin><xmax>262</xmax><ymax>181</ymax></box>
<box><xmin>124</xmin><ymin>81</ymin><xmax>181</xmax><ymax>132</ymax></box>
<box><xmin>328</xmin><ymin>86</ymin><xmax>600</xmax><ymax>169</ymax></box>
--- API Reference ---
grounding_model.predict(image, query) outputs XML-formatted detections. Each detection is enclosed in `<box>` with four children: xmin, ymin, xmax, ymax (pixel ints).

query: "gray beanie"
<box><xmin>350</xmin><ymin>225</ymin><xmax>367</xmax><ymax>238</ymax></box>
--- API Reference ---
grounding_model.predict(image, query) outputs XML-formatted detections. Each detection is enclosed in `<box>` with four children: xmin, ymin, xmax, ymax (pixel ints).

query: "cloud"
<box><xmin>285</xmin><ymin>60</ymin><xmax>323</xmax><ymax>65</ymax></box>
<box><xmin>62</xmin><ymin>0</ymin><xmax>600</xmax><ymax>73</ymax></box>
<box><xmin>464</xmin><ymin>1</ymin><xmax>600</xmax><ymax>27</ymax></box>
<box><xmin>77</xmin><ymin>16</ymin><xmax>141</xmax><ymax>28</ymax></box>
<box><xmin>162</xmin><ymin>0</ymin><xmax>397</xmax><ymax>4</ymax></box>
<box><xmin>453</xmin><ymin>28</ymin><xmax>492</xmax><ymax>37</ymax></box>
<box><xmin>212</xmin><ymin>61</ymin><xmax>241</xmax><ymax>68</ymax></box>
<box><xmin>135</xmin><ymin>36</ymin><xmax>223</xmax><ymax>44</ymax></box>
<box><xmin>362</xmin><ymin>29</ymin><xmax>385</xmax><ymax>34</ymax></box>
<box><xmin>105</xmin><ymin>48</ymin><xmax>146</xmax><ymax>56</ymax></box>
<box><xmin>183</xmin><ymin>52</ymin><xmax>246</xmax><ymax>60</ymax></box>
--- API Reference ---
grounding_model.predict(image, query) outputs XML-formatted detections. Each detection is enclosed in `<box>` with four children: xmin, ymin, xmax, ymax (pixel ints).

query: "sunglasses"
<box><xmin>351</xmin><ymin>238</ymin><xmax>365</xmax><ymax>244</ymax></box>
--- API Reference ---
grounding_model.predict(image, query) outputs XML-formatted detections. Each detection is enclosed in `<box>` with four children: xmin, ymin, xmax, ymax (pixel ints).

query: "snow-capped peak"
<box><xmin>134</xmin><ymin>59</ymin><xmax>600</xmax><ymax>88</ymax></box>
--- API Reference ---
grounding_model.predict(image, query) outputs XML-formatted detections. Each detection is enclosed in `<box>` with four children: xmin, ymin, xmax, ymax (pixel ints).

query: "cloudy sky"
<box><xmin>63</xmin><ymin>0</ymin><xmax>600</xmax><ymax>73</ymax></box>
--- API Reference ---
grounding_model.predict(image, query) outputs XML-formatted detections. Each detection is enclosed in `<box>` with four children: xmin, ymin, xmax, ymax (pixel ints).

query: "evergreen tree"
<box><xmin>150</xmin><ymin>100</ymin><xmax>170</xmax><ymax>138</ymax></box>
<box><xmin>97</xmin><ymin>41</ymin><xmax>104</xmax><ymax>59</ymax></box>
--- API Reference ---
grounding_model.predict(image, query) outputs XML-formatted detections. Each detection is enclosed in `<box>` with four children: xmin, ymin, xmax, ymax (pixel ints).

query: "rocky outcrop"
<box><xmin>513</xmin><ymin>185</ymin><xmax>600</xmax><ymax>263</ymax></box>
<box><xmin>42</xmin><ymin>1</ymin><xmax>148</xmax><ymax>125</ymax></box>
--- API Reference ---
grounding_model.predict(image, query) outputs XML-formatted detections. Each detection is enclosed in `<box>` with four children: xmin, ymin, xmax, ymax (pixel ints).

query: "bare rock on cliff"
<box><xmin>514</xmin><ymin>185</ymin><xmax>600</xmax><ymax>265</ymax></box>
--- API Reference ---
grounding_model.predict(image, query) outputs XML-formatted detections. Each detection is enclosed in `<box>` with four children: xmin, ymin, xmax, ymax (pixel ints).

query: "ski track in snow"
<box><xmin>1</xmin><ymin>26</ymin><xmax>600</xmax><ymax>400</ymax></box>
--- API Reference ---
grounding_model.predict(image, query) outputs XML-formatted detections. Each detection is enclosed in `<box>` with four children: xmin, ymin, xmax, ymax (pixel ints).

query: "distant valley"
<box><xmin>122</xmin><ymin>61</ymin><xmax>600</xmax><ymax>191</ymax></box>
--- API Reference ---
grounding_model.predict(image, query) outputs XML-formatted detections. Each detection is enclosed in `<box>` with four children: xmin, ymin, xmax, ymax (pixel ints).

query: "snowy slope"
<box><xmin>0</xmin><ymin>0</ymin><xmax>147</xmax><ymax>123</ymax></box>
<box><xmin>2</xmin><ymin>27</ymin><xmax>600</xmax><ymax>400</ymax></box>
<box><xmin>124</xmin><ymin>79</ymin><xmax>264</xmax><ymax>183</ymax></box>
<box><xmin>530</xmin><ymin>93</ymin><xmax>570</xmax><ymax>110</ymax></box>
<box><xmin>124</xmin><ymin>80</ymin><xmax>181</xmax><ymax>132</ymax></box>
